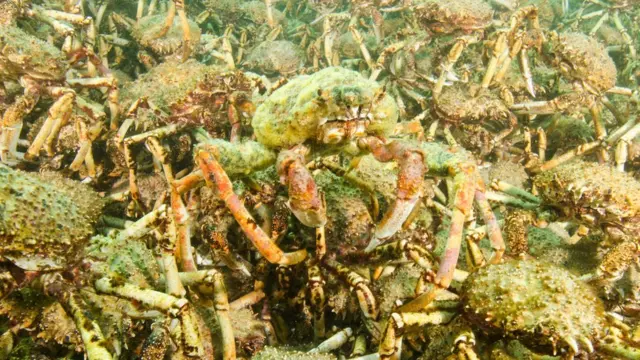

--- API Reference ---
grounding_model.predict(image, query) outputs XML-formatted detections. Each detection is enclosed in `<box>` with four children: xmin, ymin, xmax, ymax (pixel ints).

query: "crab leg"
<box><xmin>482</xmin><ymin>32</ymin><xmax>508</xmax><ymax>89</ymax></box>
<box><xmin>179</xmin><ymin>270</ymin><xmax>236</xmax><ymax>360</ymax></box>
<box><xmin>277</xmin><ymin>147</ymin><xmax>327</xmax><ymax>227</ymax></box>
<box><xmin>349</xmin><ymin>24</ymin><xmax>374</xmax><ymax>70</ymax></box>
<box><xmin>433</xmin><ymin>35</ymin><xmax>479</xmax><ymax>98</ymax></box>
<box><xmin>474</xmin><ymin>184</ymin><xmax>505</xmax><ymax>264</ymax></box>
<box><xmin>44</xmin><ymin>281</ymin><xmax>114</xmax><ymax>360</ymax></box>
<box><xmin>611</xmin><ymin>10</ymin><xmax>636</xmax><ymax>62</ymax></box>
<box><xmin>0</xmin><ymin>92</ymin><xmax>38</xmax><ymax>164</ymax></box>
<box><xmin>308</xmin><ymin>262</ymin><xmax>326</xmax><ymax>340</ymax></box>
<box><xmin>175</xmin><ymin>0</ymin><xmax>192</xmax><ymax>60</ymax></box>
<box><xmin>25</xmin><ymin>91</ymin><xmax>75</xmax><ymax>160</ymax></box>
<box><xmin>379</xmin><ymin>311</ymin><xmax>457</xmax><ymax>360</ymax></box>
<box><xmin>196</xmin><ymin>147</ymin><xmax>307</xmax><ymax>265</ymax></box>
<box><xmin>308</xmin><ymin>327</ymin><xmax>353</xmax><ymax>354</ymax></box>
<box><xmin>322</xmin><ymin>258</ymin><xmax>379</xmax><ymax>321</ymax></box>
<box><xmin>360</xmin><ymin>138</ymin><xmax>426</xmax><ymax>251</ymax></box>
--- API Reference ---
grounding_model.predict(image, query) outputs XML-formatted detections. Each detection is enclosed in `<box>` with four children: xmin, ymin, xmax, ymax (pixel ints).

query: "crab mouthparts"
<box><xmin>317</xmin><ymin>105</ymin><xmax>373</xmax><ymax>144</ymax></box>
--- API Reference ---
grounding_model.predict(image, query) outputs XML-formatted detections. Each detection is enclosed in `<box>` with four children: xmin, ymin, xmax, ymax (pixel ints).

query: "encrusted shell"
<box><xmin>0</xmin><ymin>165</ymin><xmax>103</xmax><ymax>270</ymax></box>
<box><xmin>252</xmin><ymin>67</ymin><xmax>398</xmax><ymax>148</ymax></box>
<box><xmin>533</xmin><ymin>160</ymin><xmax>640</xmax><ymax>229</ymax></box>
<box><xmin>461</xmin><ymin>260</ymin><xmax>605</xmax><ymax>354</ymax></box>
<box><xmin>548</xmin><ymin>32</ymin><xmax>617</xmax><ymax>93</ymax></box>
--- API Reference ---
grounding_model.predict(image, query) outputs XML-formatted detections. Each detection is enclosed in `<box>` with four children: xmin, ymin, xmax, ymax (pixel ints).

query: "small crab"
<box><xmin>109</xmin><ymin>4</ymin><xmax>202</xmax><ymax>65</ymax></box>
<box><xmin>428</xmin><ymin>82</ymin><xmax>517</xmax><ymax>157</ymax></box>
<box><xmin>563</xmin><ymin>0</ymin><xmax>640</xmax><ymax>82</ymax></box>
<box><xmin>113</xmin><ymin>58</ymin><xmax>264</xmax><ymax>211</ymax></box>
<box><xmin>0</xmin><ymin>25</ymin><xmax>118</xmax><ymax>174</ymax></box>
<box><xmin>0</xmin><ymin>165</ymin><xmax>235</xmax><ymax>359</ymax></box>
<box><xmin>407</xmin><ymin>0</ymin><xmax>497</xmax><ymax>95</ymax></box>
<box><xmin>511</xmin><ymin>31</ymin><xmax>634</xmax><ymax>163</ymax></box>
<box><xmin>378</xmin><ymin>259</ymin><xmax>640</xmax><ymax>359</ymax></box>
<box><xmin>532</xmin><ymin>159</ymin><xmax>640</xmax><ymax>290</ymax></box>
<box><xmin>243</xmin><ymin>40</ymin><xmax>307</xmax><ymax>76</ymax></box>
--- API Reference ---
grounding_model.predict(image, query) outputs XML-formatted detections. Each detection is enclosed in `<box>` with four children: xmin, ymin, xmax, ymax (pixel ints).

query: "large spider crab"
<box><xmin>183</xmin><ymin>67</ymin><xmax>504</xmax><ymax>314</ymax></box>
<box><xmin>0</xmin><ymin>25</ymin><xmax>118</xmax><ymax>174</ymax></box>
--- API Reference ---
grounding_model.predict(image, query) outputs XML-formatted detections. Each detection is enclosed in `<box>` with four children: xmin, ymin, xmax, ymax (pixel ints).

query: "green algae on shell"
<box><xmin>461</xmin><ymin>260</ymin><xmax>604</xmax><ymax>354</ymax></box>
<box><xmin>252</xmin><ymin>67</ymin><xmax>398</xmax><ymax>148</ymax></box>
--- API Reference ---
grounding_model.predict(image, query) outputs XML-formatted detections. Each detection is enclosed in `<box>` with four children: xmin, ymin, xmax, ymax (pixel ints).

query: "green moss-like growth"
<box><xmin>245</xmin><ymin>40</ymin><xmax>305</xmax><ymax>75</ymax></box>
<box><xmin>375</xmin><ymin>264</ymin><xmax>422</xmax><ymax>315</ymax></box>
<box><xmin>86</xmin><ymin>234</ymin><xmax>160</xmax><ymax>288</ymax></box>
<box><xmin>544</xmin><ymin>116</ymin><xmax>594</xmax><ymax>154</ymax></box>
<box><xmin>253</xmin><ymin>67</ymin><xmax>398</xmax><ymax>148</ymax></box>
<box><xmin>0</xmin><ymin>26</ymin><xmax>66</xmax><ymax>81</ymax></box>
<box><xmin>0</xmin><ymin>165</ymin><xmax>103</xmax><ymax>271</ymax></box>
<box><xmin>197</xmin><ymin>139</ymin><xmax>276</xmax><ymax>176</ymax></box>
<box><xmin>462</xmin><ymin>260</ymin><xmax>605</xmax><ymax>355</ymax></box>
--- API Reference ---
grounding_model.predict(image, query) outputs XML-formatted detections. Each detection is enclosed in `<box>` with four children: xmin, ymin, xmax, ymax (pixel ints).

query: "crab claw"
<box><xmin>277</xmin><ymin>147</ymin><xmax>327</xmax><ymax>228</ymax></box>
<box><xmin>358</xmin><ymin>138</ymin><xmax>427</xmax><ymax>252</ymax></box>
<box><xmin>196</xmin><ymin>147</ymin><xmax>307</xmax><ymax>265</ymax></box>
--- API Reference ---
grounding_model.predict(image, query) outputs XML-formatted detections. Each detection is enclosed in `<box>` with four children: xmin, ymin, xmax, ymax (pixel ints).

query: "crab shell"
<box><xmin>414</xmin><ymin>0</ymin><xmax>494</xmax><ymax>34</ymax></box>
<box><xmin>533</xmin><ymin>160</ymin><xmax>640</xmax><ymax>236</ymax></box>
<box><xmin>0</xmin><ymin>26</ymin><xmax>67</xmax><ymax>82</ymax></box>
<box><xmin>0</xmin><ymin>165</ymin><xmax>103</xmax><ymax>271</ymax></box>
<box><xmin>131</xmin><ymin>14</ymin><xmax>202</xmax><ymax>57</ymax></box>
<box><xmin>432</xmin><ymin>85</ymin><xmax>514</xmax><ymax>127</ymax></box>
<box><xmin>119</xmin><ymin>59</ymin><xmax>257</xmax><ymax>132</ymax></box>
<box><xmin>244</xmin><ymin>40</ymin><xmax>306</xmax><ymax>75</ymax></box>
<box><xmin>545</xmin><ymin>32</ymin><xmax>617</xmax><ymax>94</ymax></box>
<box><xmin>252</xmin><ymin>67</ymin><xmax>398</xmax><ymax>148</ymax></box>
<box><xmin>461</xmin><ymin>259</ymin><xmax>605</xmax><ymax>355</ymax></box>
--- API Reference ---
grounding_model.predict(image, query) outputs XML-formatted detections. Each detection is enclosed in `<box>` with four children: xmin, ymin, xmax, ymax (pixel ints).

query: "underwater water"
<box><xmin>1</xmin><ymin>0</ymin><xmax>640</xmax><ymax>359</ymax></box>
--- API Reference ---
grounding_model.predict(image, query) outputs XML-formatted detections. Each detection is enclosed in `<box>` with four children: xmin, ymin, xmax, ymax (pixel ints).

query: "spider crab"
<box><xmin>183</xmin><ymin>67</ymin><xmax>504</xmax><ymax>324</ymax></box>
<box><xmin>0</xmin><ymin>165</ymin><xmax>236</xmax><ymax>359</ymax></box>
<box><xmin>0</xmin><ymin>25</ymin><xmax>118</xmax><ymax>173</ymax></box>
<box><xmin>510</xmin><ymin>10</ymin><xmax>635</xmax><ymax>163</ymax></box>
<box><xmin>377</xmin><ymin>259</ymin><xmax>640</xmax><ymax>359</ymax></box>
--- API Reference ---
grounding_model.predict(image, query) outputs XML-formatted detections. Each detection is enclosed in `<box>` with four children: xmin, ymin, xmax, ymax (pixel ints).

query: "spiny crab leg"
<box><xmin>196</xmin><ymin>147</ymin><xmax>308</xmax><ymax>265</ymax></box>
<box><xmin>430</xmin><ymin>167</ymin><xmax>477</xmax><ymax>290</ymax></box>
<box><xmin>360</xmin><ymin>138</ymin><xmax>427</xmax><ymax>252</ymax></box>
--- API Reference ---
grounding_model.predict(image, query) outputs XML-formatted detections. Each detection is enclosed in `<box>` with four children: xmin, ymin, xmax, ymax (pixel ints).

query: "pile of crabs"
<box><xmin>3</xmin><ymin>0</ymin><xmax>640</xmax><ymax>358</ymax></box>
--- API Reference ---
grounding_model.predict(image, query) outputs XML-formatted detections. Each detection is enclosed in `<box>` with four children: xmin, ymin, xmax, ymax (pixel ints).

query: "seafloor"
<box><xmin>1</xmin><ymin>0</ymin><xmax>640</xmax><ymax>359</ymax></box>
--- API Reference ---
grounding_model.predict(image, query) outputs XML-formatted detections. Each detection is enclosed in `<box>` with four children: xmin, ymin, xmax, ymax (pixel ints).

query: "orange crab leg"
<box><xmin>277</xmin><ymin>148</ymin><xmax>327</xmax><ymax>228</ymax></box>
<box><xmin>433</xmin><ymin>164</ymin><xmax>476</xmax><ymax>289</ymax></box>
<box><xmin>361</xmin><ymin>138</ymin><xmax>427</xmax><ymax>252</ymax></box>
<box><xmin>196</xmin><ymin>149</ymin><xmax>307</xmax><ymax>265</ymax></box>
